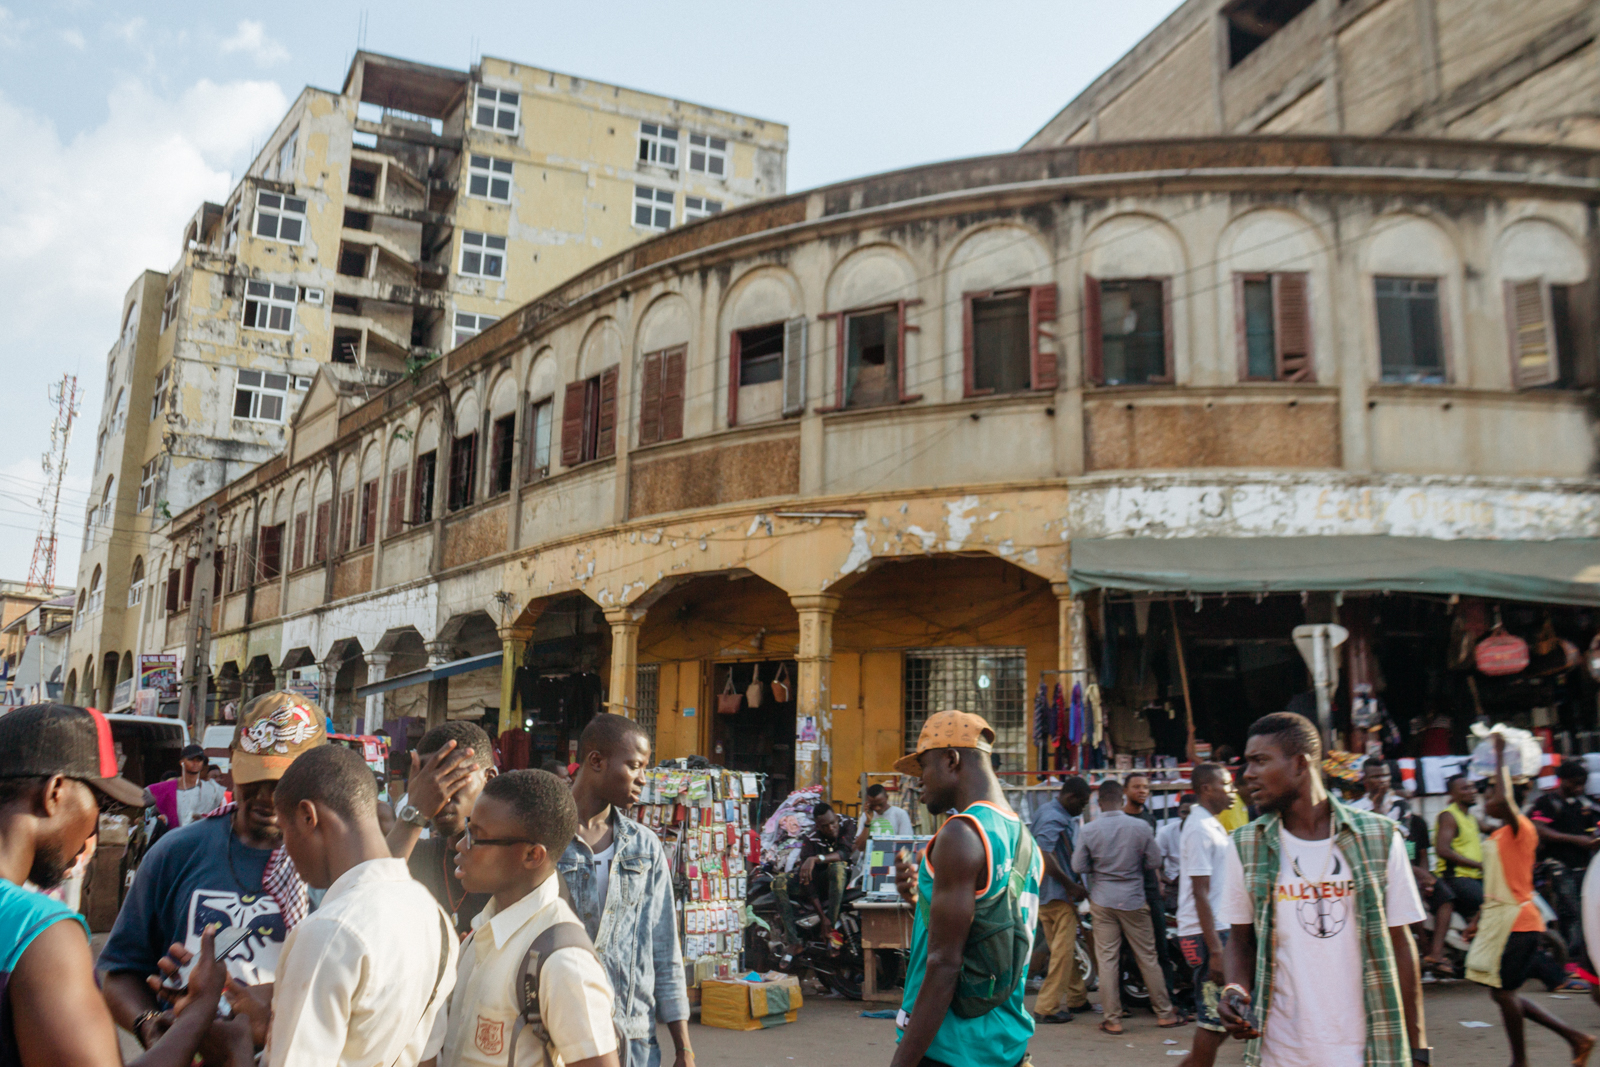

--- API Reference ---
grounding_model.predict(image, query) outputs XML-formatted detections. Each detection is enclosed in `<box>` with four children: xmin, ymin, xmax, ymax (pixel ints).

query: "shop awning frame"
<box><xmin>1069</xmin><ymin>535</ymin><xmax>1600</xmax><ymax>607</ymax></box>
<box><xmin>354</xmin><ymin>650</ymin><xmax>503</xmax><ymax>699</ymax></box>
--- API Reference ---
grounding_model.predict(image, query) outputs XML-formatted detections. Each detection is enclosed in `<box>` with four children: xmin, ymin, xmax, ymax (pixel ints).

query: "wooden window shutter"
<box><xmin>639</xmin><ymin>350</ymin><xmax>663</xmax><ymax>445</ymax></box>
<box><xmin>560</xmin><ymin>381</ymin><xmax>587</xmax><ymax>466</ymax></box>
<box><xmin>165</xmin><ymin>570</ymin><xmax>180</xmax><ymax>613</ymax></box>
<box><xmin>360</xmin><ymin>481</ymin><xmax>378</xmax><ymax>545</ymax></box>
<box><xmin>596</xmin><ymin>365</ymin><xmax>619</xmax><ymax>458</ymax></box>
<box><xmin>183</xmin><ymin>558</ymin><xmax>197</xmax><ymax>601</ymax></box>
<box><xmin>1273</xmin><ymin>272</ymin><xmax>1313</xmax><ymax>382</ymax></box>
<box><xmin>781</xmin><ymin>316</ymin><xmax>807</xmax><ymax>416</ymax></box>
<box><xmin>338</xmin><ymin>491</ymin><xmax>354</xmax><ymax>552</ymax></box>
<box><xmin>291</xmin><ymin>513</ymin><xmax>307</xmax><ymax>571</ymax></box>
<box><xmin>726</xmin><ymin>330</ymin><xmax>742</xmax><ymax>428</ymax></box>
<box><xmin>1029</xmin><ymin>283</ymin><xmax>1059</xmax><ymax>391</ymax></box>
<box><xmin>313</xmin><ymin>501</ymin><xmax>329</xmax><ymax>562</ymax></box>
<box><xmin>387</xmin><ymin>467</ymin><xmax>407</xmax><ymax>536</ymax></box>
<box><xmin>225</xmin><ymin>546</ymin><xmax>237</xmax><ymax>593</ymax></box>
<box><xmin>661</xmin><ymin>346</ymin><xmax>686</xmax><ymax>441</ymax></box>
<box><xmin>1505</xmin><ymin>279</ymin><xmax>1558</xmax><ymax>388</ymax></box>
<box><xmin>1083</xmin><ymin>276</ymin><xmax>1104</xmax><ymax>384</ymax></box>
<box><xmin>961</xmin><ymin>293</ymin><xmax>981</xmax><ymax>398</ymax></box>
<box><xmin>1158</xmin><ymin>277</ymin><xmax>1176</xmax><ymax>383</ymax></box>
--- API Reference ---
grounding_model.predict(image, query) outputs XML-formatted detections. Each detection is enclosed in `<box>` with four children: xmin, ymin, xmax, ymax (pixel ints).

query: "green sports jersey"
<box><xmin>899</xmin><ymin>800</ymin><xmax>1042</xmax><ymax>1067</ymax></box>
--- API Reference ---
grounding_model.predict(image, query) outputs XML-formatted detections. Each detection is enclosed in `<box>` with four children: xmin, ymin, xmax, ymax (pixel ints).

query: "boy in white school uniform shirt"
<box><xmin>440</xmin><ymin>769</ymin><xmax>620</xmax><ymax>1067</ymax></box>
<box><xmin>263</xmin><ymin>744</ymin><xmax>458</xmax><ymax>1067</ymax></box>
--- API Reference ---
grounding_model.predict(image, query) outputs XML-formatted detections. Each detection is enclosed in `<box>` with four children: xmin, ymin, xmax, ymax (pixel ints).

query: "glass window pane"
<box><xmin>469</xmin><ymin>174</ymin><xmax>489</xmax><ymax>196</ymax></box>
<box><xmin>258</xmin><ymin>192</ymin><xmax>280</xmax><ymax>209</ymax></box>
<box><xmin>690</xmin><ymin>151</ymin><xmax>706</xmax><ymax>171</ymax></box>
<box><xmin>261</xmin><ymin>395</ymin><xmax>283</xmax><ymax>421</ymax></box>
<box><xmin>456</xmin><ymin>312</ymin><xmax>474</xmax><ymax>328</ymax></box>
<box><xmin>710</xmin><ymin>137</ymin><xmax>726</xmax><ymax>151</ymax></box>
<box><xmin>486</xmin><ymin>235</ymin><xmax>506</xmax><ymax>250</ymax></box>
<box><xmin>972</xmin><ymin>292</ymin><xmax>1030</xmax><ymax>393</ymax></box>
<box><xmin>268</xmin><ymin>306</ymin><xmax>291</xmax><ymax>331</ymax></box>
<box><xmin>247</xmin><ymin>281</ymin><xmax>271</xmax><ymax>297</ymax></box>
<box><xmin>234</xmin><ymin>390</ymin><xmax>254</xmax><ymax>418</ymax></box>
<box><xmin>661</xmin><ymin>127</ymin><xmax>678</xmax><ymax>139</ymax></box>
<box><xmin>641</xmin><ymin>123</ymin><xmax>657</xmax><ymax>136</ymax></box>
<box><xmin>659</xmin><ymin>146</ymin><xmax>676</xmax><ymax>166</ymax></box>
<box><xmin>846</xmin><ymin>311</ymin><xmax>899</xmax><ymax>407</ymax></box>
<box><xmin>495</xmin><ymin>109</ymin><xmax>515</xmax><ymax>130</ymax></box>
<box><xmin>257</xmin><ymin>214</ymin><xmax>278</xmax><ymax>239</ymax></box>
<box><xmin>264</xmin><ymin>373</ymin><xmax>288</xmax><ymax>390</ymax></box>
<box><xmin>654</xmin><ymin>207</ymin><xmax>671</xmax><ymax>229</ymax></box>
<box><xmin>1243</xmin><ymin>279</ymin><xmax>1276</xmax><ymax>379</ymax></box>
<box><xmin>239</xmin><ymin>370</ymin><xmax>261</xmax><ymax>386</ymax></box>
<box><xmin>273</xmin><ymin>285</ymin><xmax>297</xmax><ymax>301</ymax></box>
<box><xmin>464</xmin><ymin>231</ymin><xmax>483</xmax><ymax>246</ymax></box>
<box><xmin>476</xmin><ymin>105</ymin><xmax>495</xmax><ymax>126</ymax></box>
<box><xmin>690</xmin><ymin>133</ymin><xmax>706</xmax><ymax>147</ymax></box>
<box><xmin>285</xmin><ymin>197</ymin><xmax>306</xmax><ymax>213</ymax></box>
<box><xmin>498</xmin><ymin>92</ymin><xmax>517</xmax><ymax>106</ymax></box>
<box><xmin>707</xmin><ymin>201</ymin><xmax>722</xmax><ymax>213</ymax></box>
<box><xmin>493</xmin><ymin>159</ymin><xmax>513</xmax><ymax>174</ymax></box>
<box><xmin>484</xmin><ymin>254</ymin><xmax>503</xmax><ymax>277</ymax></box>
<box><xmin>478</xmin><ymin>85</ymin><xmax>496</xmax><ymax>99</ymax></box>
<box><xmin>490</xmin><ymin>177</ymin><xmax>510</xmax><ymax>200</ymax></box>
<box><xmin>278</xmin><ymin>217</ymin><xmax>302</xmax><ymax>242</ymax></box>
<box><xmin>471</xmin><ymin>154</ymin><xmax>489</xmax><ymax>168</ymax></box>
<box><xmin>462</xmin><ymin>251</ymin><xmax>481</xmax><ymax>274</ymax></box>
<box><xmin>709</xmin><ymin>157</ymin><xmax>724</xmax><ymax>177</ymax></box>
<box><xmin>656</xmin><ymin>189</ymin><xmax>674</xmax><ymax>204</ymax></box>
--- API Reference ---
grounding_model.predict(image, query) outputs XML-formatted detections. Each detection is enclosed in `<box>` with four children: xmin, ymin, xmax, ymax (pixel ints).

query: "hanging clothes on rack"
<box><xmin>1051</xmin><ymin>684</ymin><xmax>1067</xmax><ymax>768</ymax></box>
<box><xmin>1068</xmin><ymin>682</ymin><xmax>1085</xmax><ymax>771</ymax></box>
<box><xmin>1032</xmin><ymin>682</ymin><xmax>1051</xmax><ymax>776</ymax></box>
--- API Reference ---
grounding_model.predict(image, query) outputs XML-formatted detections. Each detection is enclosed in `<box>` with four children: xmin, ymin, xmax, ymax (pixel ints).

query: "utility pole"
<box><xmin>26</xmin><ymin>375</ymin><xmax>80</xmax><ymax>594</ymax></box>
<box><xmin>177</xmin><ymin>503</ymin><xmax>218</xmax><ymax>736</ymax></box>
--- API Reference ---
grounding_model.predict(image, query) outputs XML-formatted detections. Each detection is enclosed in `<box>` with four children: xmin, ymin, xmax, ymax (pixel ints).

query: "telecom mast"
<box><xmin>25</xmin><ymin>374</ymin><xmax>81</xmax><ymax>594</ymax></box>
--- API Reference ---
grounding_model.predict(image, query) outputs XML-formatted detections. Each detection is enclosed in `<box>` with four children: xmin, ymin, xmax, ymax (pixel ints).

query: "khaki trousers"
<box><xmin>1035</xmin><ymin>899</ymin><xmax>1088</xmax><ymax>1014</ymax></box>
<box><xmin>1090</xmin><ymin>900</ymin><xmax>1173</xmax><ymax>1023</ymax></box>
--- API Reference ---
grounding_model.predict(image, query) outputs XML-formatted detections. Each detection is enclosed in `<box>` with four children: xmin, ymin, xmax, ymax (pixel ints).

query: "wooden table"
<box><xmin>855</xmin><ymin>899</ymin><xmax>914</xmax><ymax>1002</ymax></box>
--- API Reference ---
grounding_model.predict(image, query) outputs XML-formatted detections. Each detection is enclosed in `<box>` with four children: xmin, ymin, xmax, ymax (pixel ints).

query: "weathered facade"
<box><xmin>129</xmin><ymin>136</ymin><xmax>1600</xmax><ymax>803</ymax></box>
<box><xmin>1027</xmin><ymin>0</ymin><xmax>1600</xmax><ymax>149</ymax></box>
<box><xmin>67</xmin><ymin>50</ymin><xmax>787</xmax><ymax>710</ymax></box>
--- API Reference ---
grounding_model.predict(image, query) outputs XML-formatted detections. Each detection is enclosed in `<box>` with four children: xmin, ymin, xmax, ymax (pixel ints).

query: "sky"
<box><xmin>0</xmin><ymin>0</ymin><xmax>1183</xmax><ymax>589</ymax></box>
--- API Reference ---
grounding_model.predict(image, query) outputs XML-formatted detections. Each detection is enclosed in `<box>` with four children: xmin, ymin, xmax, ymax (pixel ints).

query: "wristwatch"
<box><xmin>397</xmin><ymin>803</ymin><xmax>429</xmax><ymax>828</ymax></box>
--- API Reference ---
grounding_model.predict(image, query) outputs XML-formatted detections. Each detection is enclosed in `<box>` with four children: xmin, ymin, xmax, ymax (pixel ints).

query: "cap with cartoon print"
<box><xmin>230</xmin><ymin>691</ymin><xmax>327</xmax><ymax>785</ymax></box>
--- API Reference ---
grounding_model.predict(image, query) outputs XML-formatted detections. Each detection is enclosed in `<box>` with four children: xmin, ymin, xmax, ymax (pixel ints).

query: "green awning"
<box><xmin>1069</xmin><ymin>536</ymin><xmax>1600</xmax><ymax>606</ymax></box>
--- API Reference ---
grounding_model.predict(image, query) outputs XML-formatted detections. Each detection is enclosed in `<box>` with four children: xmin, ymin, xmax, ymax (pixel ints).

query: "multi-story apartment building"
<box><xmin>1026</xmin><ymin>0</ymin><xmax>1598</xmax><ymax>148</ymax></box>
<box><xmin>67</xmin><ymin>50</ymin><xmax>787</xmax><ymax>711</ymax></box>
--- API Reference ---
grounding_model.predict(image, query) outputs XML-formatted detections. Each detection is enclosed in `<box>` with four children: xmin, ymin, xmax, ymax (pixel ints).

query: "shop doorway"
<box><xmin>709</xmin><ymin>659</ymin><xmax>797</xmax><ymax>805</ymax></box>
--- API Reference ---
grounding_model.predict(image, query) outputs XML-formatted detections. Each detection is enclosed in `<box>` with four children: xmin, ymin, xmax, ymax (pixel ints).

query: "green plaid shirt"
<box><xmin>1232</xmin><ymin>799</ymin><xmax>1410</xmax><ymax>1067</ymax></box>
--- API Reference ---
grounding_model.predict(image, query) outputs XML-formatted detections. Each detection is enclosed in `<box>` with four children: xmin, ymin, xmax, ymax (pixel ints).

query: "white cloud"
<box><xmin>110</xmin><ymin>16</ymin><xmax>143</xmax><ymax>44</ymax></box>
<box><xmin>219</xmin><ymin>20</ymin><xmax>288</xmax><ymax>67</ymax></box>
<box><xmin>0</xmin><ymin>77</ymin><xmax>286</xmax><ymax>580</ymax></box>
<box><xmin>60</xmin><ymin>28</ymin><xmax>85</xmax><ymax>50</ymax></box>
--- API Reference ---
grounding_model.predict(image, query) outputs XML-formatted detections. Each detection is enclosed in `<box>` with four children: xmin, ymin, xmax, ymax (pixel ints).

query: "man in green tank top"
<box><xmin>890</xmin><ymin>711</ymin><xmax>1042</xmax><ymax>1067</ymax></box>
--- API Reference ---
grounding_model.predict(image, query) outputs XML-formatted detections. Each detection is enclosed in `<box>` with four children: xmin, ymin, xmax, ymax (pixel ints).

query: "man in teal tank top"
<box><xmin>890</xmin><ymin>711</ymin><xmax>1042</xmax><ymax>1067</ymax></box>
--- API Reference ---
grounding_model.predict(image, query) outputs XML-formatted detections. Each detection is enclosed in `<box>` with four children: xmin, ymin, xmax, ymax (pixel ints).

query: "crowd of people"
<box><xmin>0</xmin><ymin>689</ymin><xmax>1598</xmax><ymax>1067</ymax></box>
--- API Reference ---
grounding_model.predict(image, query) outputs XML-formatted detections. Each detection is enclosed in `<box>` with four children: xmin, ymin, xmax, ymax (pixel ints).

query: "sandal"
<box><xmin>1423</xmin><ymin>956</ymin><xmax>1456</xmax><ymax>978</ymax></box>
<box><xmin>1557</xmin><ymin>977</ymin><xmax>1593</xmax><ymax>993</ymax></box>
<box><xmin>1098</xmin><ymin>1020</ymin><xmax>1123</xmax><ymax>1036</ymax></box>
<box><xmin>1157</xmin><ymin>1016</ymin><xmax>1189</xmax><ymax>1028</ymax></box>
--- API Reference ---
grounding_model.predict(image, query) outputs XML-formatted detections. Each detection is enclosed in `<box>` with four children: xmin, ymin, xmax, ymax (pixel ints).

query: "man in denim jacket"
<box><xmin>559</xmin><ymin>714</ymin><xmax>692</xmax><ymax>1067</ymax></box>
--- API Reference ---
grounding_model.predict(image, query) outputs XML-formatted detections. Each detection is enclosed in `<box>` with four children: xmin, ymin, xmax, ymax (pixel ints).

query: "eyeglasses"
<box><xmin>461</xmin><ymin>823</ymin><xmax>537</xmax><ymax>850</ymax></box>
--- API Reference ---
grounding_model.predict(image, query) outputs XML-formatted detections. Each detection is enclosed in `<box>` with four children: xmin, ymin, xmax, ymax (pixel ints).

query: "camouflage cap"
<box><xmin>230</xmin><ymin>691</ymin><xmax>327</xmax><ymax>785</ymax></box>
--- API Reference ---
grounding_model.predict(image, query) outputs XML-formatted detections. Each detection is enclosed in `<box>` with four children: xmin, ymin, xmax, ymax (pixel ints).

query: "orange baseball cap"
<box><xmin>893</xmin><ymin>710</ymin><xmax>995</xmax><ymax>776</ymax></box>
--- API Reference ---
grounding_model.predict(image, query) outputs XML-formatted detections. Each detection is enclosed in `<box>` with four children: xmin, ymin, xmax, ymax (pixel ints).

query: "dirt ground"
<box><xmin>670</xmin><ymin>980</ymin><xmax>1600</xmax><ymax>1066</ymax></box>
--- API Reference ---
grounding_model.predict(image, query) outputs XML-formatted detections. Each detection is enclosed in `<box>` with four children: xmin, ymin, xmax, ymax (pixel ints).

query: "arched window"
<box><xmin>128</xmin><ymin>556</ymin><xmax>145</xmax><ymax>607</ymax></box>
<box><xmin>88</xmin><ymin>567</ymin><xmax>103</xmax><ymax>616</ymax></box>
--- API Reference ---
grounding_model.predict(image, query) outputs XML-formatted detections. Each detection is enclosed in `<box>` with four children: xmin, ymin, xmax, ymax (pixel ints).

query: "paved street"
<box><xmin>672</xmin><ymin>982</ymin><xmax>1600</xmax><ymax>1066</ymax></box>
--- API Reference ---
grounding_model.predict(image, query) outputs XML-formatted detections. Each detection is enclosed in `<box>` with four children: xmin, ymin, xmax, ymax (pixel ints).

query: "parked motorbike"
<box><xmin>745</xmin><ymin>865</ymin><xmax>868</xmax><ymax>999</ymax></box>
<box><xmin>1070</xmin><ymin>900</ymin><xmax>1192</xmax><ymax>1012</ymax></box>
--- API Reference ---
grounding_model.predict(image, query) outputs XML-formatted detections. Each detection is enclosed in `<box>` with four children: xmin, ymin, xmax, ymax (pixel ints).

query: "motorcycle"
<box><xmin>1064</xmin><ymin>900</ymin><xmax>1191</xmax><ymax>1013</ymax></box>
<box><xmin>745</xmin><ymin>864</ymin><xmax>869</xmax><ymax>999</ymax></box>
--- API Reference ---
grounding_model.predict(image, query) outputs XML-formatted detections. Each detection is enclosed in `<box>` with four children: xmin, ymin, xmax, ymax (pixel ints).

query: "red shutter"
<box><xmin>313</xmin><ymin>501</ymin><xmax>329</xmax><ymax>562</ymax></box>
<box><xmin>639</xmin><ymin>350</ymin><xmax>663</xmax><ymax>445</ymax></box>
<box><xmin>387</xmin><ymin>467</ymin><xmax>407</xmax><ymax>536</ymax></box>
<box><xmin>165</xmin><ymin>570</ymin><xmax>180</xmax><ymax>613</ymax></box>
<box><xmin>1029</xmin><ymin>283</ymin><xmax>1059</xmax><ymax>391</ymax></box>
<box><xmin>338</xmin><ymin>492</ymin><xmax>354</xmax><ymax>553</ymax></box>
<box><xmin>895</xmin><ymin>301</ymin><xmax>922</xmax><ymax>403</ymax></box>
<box><xmin>360</xmin><ymin>481</ymin><xmax>378</xmax><ymax>545</ymax></box>
<box><xmin>727</xmin><ymin>330</ymin><xmax>742</xmax><ymax>428</ymax></box>
<box><xmin>961</xmin><ymin>293</ymin><xmax>981</xmax><ymax>398</ymax></box>
<box><xmin>560</xmin><ymin>381</ymin><xmax>587</xmax><ymax>467</ymax></box>
<box><xmin>183</xmin><ymin>558</ymin><xmax>197</xmax><ymax>601</ymax></box>
<box><xmin>291</xmin><ymin>512</ymin><xmax>307</xmax><ymax>570</ymax></box>
<box><xmin>1083</xmin><ymin>276</ymin><xmax>1104</xmax><ymax>384</ymax></box>
<box><xmin>1274</xmin><ymin>272</ymin><xmax>1313</xmax><ymax>382</ymax></box>
<box><xmin>661</xmin><ymin>345</ymin><xmax>686</xmax><ymax>441</ymax></box>
<box><xmin>596</xmin><ymin>365</ymin><xmax>619</xmax><ymax>458</ymax></box>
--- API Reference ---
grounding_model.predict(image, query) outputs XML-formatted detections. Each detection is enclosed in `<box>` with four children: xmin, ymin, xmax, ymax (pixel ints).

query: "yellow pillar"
<box><xmin>497</xmin><ymin>604</ymin><xmax>542</xmax><ymax>738</ymax></box>
<box><xmin>791</xmin><ymin>593</ymin><xmax>841</xmax><ymax>792</ymax></box>
<box><xmin>604</xmin><ymin>607</ymin><xmax>643</xmax><ymax>719</ymax></box>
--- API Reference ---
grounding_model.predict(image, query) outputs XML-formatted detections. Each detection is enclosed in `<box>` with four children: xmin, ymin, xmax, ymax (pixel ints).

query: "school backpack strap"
<box><xmin>509</xmin><ymin>921</ymin><xmax>617</xmax><ymax>1067</ymax></box>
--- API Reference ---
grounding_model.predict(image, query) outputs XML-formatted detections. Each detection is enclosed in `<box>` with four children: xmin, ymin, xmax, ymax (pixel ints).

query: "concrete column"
<box><xmin>790</xmin><ymin>593</ymin><xmax>841</xmax><ymax>793</ymax></box>
<box><xmin>496</xmin><ymin>603</ymin><xmax>544</xmax><ymax>738</ymax></box>
<box><xmin>363</xmin><ymin>652</ymin><xmax>391</xmax><ymax>733</ymax></box>
<box><xmin>318</xmin><ymin>659</ymin><xmax>341</xmax><ymax>726</ymax></box>
<box><xmin>272</xmin><ymin>665</ymin><xmax>290</xmax><ymax>692</ymax></box>
<box><xmin>604</xmin><ymin>607</ymin><xmax>644</xmax><ymax>718</ymax></box>
<box><xmin>426</xmin><ymin>641</ymin><xmax>453</xmax><ymax>731</ymax></box>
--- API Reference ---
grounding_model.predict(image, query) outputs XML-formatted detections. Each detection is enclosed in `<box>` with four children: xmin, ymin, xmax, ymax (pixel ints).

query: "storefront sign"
<box><xmin>138</xmin><ymin>654</ymin><xmax>179</xmax><ymax>702</ymax></box>
<box><xmin>1072</xmin><ymin>474</ymin><xmax>1600</xmax><ymax>542</ymax></box>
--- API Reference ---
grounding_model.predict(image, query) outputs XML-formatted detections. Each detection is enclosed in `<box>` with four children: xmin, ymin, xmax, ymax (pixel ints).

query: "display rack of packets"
<box><xmin>630</xmin><ymin>766</ymin><xmax>764</xmax><ymax>987</ymax></box>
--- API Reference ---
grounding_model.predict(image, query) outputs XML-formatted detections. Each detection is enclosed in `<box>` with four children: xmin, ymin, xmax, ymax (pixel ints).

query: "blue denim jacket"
<box><xmin>558</xmin><ymin>810</ymin><xmax>689</xmax><ymax>1040</ymax></box>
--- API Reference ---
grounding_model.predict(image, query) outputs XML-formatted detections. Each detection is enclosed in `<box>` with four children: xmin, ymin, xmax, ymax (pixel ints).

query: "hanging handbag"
<box><xmin>770</xmin><ymin>664</ymin><xmax>791</xmax><ymax>704</ymax></box>
<box><xmin>717</xmin><ymin>672</ymin><xmax>742</xmax><ymax>715</ymax></box>
<box><xmin>746</xmin><ymin>663</ymin><xmax>765</xmax><ymax>708</ymax></box>
<box><xmin>1475</xmin><ymin>625</ymin><xmax>1529</xmax><ymax>677</ymax></box>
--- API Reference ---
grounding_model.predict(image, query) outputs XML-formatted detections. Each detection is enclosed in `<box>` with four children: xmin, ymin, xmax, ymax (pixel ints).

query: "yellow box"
<box><xmin>699</xmin><ymin>975</ymin><xmax>804</xmax><ymax>1031</ymax></box>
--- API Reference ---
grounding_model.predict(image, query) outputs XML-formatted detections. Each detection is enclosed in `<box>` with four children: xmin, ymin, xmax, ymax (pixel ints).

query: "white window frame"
<box><xmin>459</xmin><ymin>231</ymin><xmax>507</xmax><ymax>279</ymax></box>
<box><xmin>159</xmin><ymin>280</ymin><xmax>179</xmax><ymax>332</ymax></box>
<box><xmin>150</xmin><ymin>366</ymin><xmax>170</xmax><ymax>422</ymax></box>
<box><xmin>453</xmin><ymin>312</ymin><xmax>499</xmax><ymax>349</ymax></box>
<box><xmin>127</xmin><ymin>575</ymin><xmax>143</xmax><ymax>608</ymax></box>
<box><xmin>277</xmin><ymin>129</ymin><xmax>298</xmax><ymax>182</ymax></box>
<box><xmin>684</xmin><ymin>196</ymin><xmax>723</xmax><ymax>222</ymax></box>
<box><xmin>242</xmin><ymin>281</ymin><xmax>298</xmax><ymax>333</ymax></box>
<box><xmin>638</xmin><ymin>123</ymin><xmax>679</xmax><ymax>167</ymax></box>
<box><xmin>466</xmin><ymin>154</ymin><xmax>513</xmax><ymax>202</ymax></box>
<box><xmin>634</xmin><ymin>185</ymin><xmax>674</xmax><ymax>231</ymax></box>
<box><xmin>687</xmin><ymin>133</ymin><xmax>728</xmax><ymax>177</ymax></box>
<box><xmin>138</xmin><ymin>458</ymin><xmax>157</xmax><ymax>512</ymax></box>
<box><xmin>234</xmin><ymin>369</ymin><xmax>291</xmax><ymax>423</ymax></box>
<box><xmin>473</xmin><ymin>85</ymin><xmax>520</xmax><ymax>133</ymax></box>
<box><xmin>254</xmin><ymin>190</ymin><xmax>307</xmax><ymax>244</ymax></box>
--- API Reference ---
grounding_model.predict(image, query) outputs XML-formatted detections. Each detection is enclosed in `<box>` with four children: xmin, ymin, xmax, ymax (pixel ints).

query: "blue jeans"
<box><xmin>626</xmin><ymin>1037</ymin><xmax>661</xmax><ymax>1067</ymax></box>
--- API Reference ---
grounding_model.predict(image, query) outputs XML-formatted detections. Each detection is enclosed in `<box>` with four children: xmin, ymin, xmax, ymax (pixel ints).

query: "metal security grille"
<box><xmin>636</xmin><ymin>663</ymin><xmax>660</xmax><ymax>745</ymax></box>
<box><xmin>903</xmin><ymin>647</ymin><xmax>1027</xmax><ymax>772</ymax></box>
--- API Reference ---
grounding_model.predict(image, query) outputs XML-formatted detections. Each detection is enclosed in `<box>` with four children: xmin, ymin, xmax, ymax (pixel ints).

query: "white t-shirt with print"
<box><xmin>1177</xmin><ymin>809</ymin><xmax>1231</xmax><ymax>937</ymax></box>
<box><xmin>1219</xmin><ymin>826</ymin><xmax>1425</xmax><ymax>1067</ymax></box>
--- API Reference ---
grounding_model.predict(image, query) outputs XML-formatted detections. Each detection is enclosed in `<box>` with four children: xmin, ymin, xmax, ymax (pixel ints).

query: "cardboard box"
<box><xmin>700</xmin><ymin>974</ymin><xmax>803</xmax><ymax>1030</ymax></box>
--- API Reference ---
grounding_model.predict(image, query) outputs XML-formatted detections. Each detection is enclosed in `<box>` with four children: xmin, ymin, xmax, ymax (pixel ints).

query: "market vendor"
<box><xmin>772</xmin><ymin>802</ymin><xmax>856</xmax><ymax>949</ymax></box>
<box><xmin>1435</xmin><ymin>773</ymin><xmax>1486</xmax><ymax>920</ymax></box>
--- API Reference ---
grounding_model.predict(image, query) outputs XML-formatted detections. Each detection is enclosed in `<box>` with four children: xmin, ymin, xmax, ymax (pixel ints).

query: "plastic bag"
<box><xmin>1467</xmin><ymin>723</ymin><xmax>1544</xmax><ymax>781</ymax></box>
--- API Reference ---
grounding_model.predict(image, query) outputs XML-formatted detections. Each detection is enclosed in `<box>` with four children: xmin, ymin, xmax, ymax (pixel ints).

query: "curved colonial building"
<box><xmin>115</xmin><ymin>135</ymin><xmax>1600</xmax><ymax>803</ymax></box>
